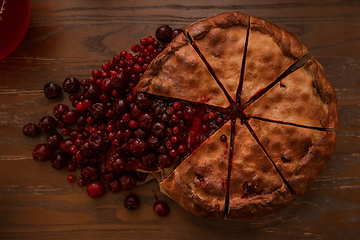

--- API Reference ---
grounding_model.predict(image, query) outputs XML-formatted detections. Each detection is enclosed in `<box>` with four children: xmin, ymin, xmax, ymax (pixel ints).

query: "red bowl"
<box><xmin>0</xmin><ymin>0</ymin><xmax>31</xmax><ymax>60</ymax></box>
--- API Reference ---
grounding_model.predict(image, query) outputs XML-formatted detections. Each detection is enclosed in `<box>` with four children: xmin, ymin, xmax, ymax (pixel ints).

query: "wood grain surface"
<box><xmin>1</xmin><ymin>0</ymin><xmax>360</xmax><ymax>239</ymax></box>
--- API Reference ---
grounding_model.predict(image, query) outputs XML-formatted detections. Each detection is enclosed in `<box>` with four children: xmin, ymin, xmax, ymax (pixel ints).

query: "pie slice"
<box><xmin>160</xmin><ymin>120</ymin><xmax>231</xmax><ymax>218</ymax></box>
<box><xmin>185</xmin><ymin>12</ymin><xmax>249</xmax><ymax>103</ymax></box>
<box><xmin>248</xmin><ymin>118</ymin><xmax>336</xmax><ymax>196</ymax></box>
<box><xmin>243</xmin><ymin>58</ymin><xmax>338</xmax><ymax>129</ymax></box>
<box><xmin>136</xmin><ymin>30</ymin><xmax>230</xmax><ymax>108</ymax></box>
<box><xmin>227</xmin><ymin>119</ymin><xmax>295</xmax><ymax>220</ymax></box>
<box><xmin>240</xmin><ymin>15</ymin><xmax>308</xmax><ymax>104</ymax></box>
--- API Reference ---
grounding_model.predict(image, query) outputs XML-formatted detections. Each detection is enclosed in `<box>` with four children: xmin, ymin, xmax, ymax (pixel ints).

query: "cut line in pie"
<box><xmin>136</xmin><ymin>11</ymin><xmax>338</xmax><ymax>219</ymax></box>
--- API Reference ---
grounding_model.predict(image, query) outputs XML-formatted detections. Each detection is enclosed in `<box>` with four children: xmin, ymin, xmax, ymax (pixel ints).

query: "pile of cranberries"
<box><xmin>22</xmin><ymin>25</ymin><xmax>227</xmax><ymax>217</ymax></box>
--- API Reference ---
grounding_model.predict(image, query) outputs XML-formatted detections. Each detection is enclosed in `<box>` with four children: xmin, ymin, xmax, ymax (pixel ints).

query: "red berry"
<box><xmin>86</xmin><ymin>181</ymin><xmax>105</xmax><ymax>199</ymax></box>
<box><xmin>153</xmin><ymin>200</ymin><xmax>170</xmax><ymax>216</ymax></box>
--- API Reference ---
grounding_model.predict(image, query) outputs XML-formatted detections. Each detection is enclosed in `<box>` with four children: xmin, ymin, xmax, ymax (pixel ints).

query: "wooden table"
<box><xmin>1</xmin><ymin>1</ymin><xmax>359</xmax><ymax>239</ymax></box>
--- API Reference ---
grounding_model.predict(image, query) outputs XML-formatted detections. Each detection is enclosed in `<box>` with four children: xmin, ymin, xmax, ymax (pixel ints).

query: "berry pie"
<box><xmin>136</xmin><ymin>12</ymin><xmax>338</xmax><ymax>219</ymax></box>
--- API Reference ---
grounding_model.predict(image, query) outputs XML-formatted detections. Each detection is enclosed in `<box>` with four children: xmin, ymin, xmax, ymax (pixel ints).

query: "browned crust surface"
<box><xmin>227</xmin><ymin>120</ymin><xmax>295</xmax><ymax>220</ymax></box>
<box><xmin>248</xmin><ymin>118</ymin><xmax>336</xmax><ymax>197</ymax></box>
<box><xmin>288</xmin><ymin>131</ymin><xmax>336</xmax><ymax>196</ymax></box>
<box><xmin>241</xmin><ymin>16</ymin><xmax>308</xmax><ymax>104</ymax></box>
<box><xmin>160</xmin><ymin>121</ymin><xmax>231</xmax><ymax>218</ymax></box>
<box><xmin>136</xmin><ymin>32</ymin><xmax>230</xmax><ymax>108</ymax></box>
<box><xmin>244</xmin><ymin>58</ymin><xmax>339</xmax><ymax>129</ymax></box>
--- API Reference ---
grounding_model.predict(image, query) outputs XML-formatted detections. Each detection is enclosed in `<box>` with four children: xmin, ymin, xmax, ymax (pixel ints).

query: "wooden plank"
<box><xmin>1</xmin><ymin>0</ymin><xmax>360</xmax><ymax>239</ymax></box>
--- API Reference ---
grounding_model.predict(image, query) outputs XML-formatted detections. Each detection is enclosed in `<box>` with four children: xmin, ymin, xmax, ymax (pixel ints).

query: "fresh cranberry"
<box><xmin>63</xmin><ymin>77</ymin><xmax>80</xmax><ymax>93</ymax></box>
<box><xmin>22</xmin><ymin>123</ymin><xmax>40</xmax><ymax>137</ymax></box>
<box><xmin>128</xmin><ymin>138</ymin><xmax>148</xmax><ymax>157</ymax></box>
<box><xmin>53</xmin><ymin>104</ymin><xmax>69</xmax><ymax>118</ymax></box>
<box><xmin>66</xmin><ymin>163</ymin><xmax>76</xmax><ymax>172</ymax></box>
<box><xmin>61</xmin><ymin>110</ymin><xmax>79</xmax><ymax>125</ymax></box>
<box><xmin>138</xmin><ymin>112</ymin><xmax>155</xmax><ymax>131</ymax></box>
<box><xmin>220</xmin><ymin>135</ymin><xmax>227</xmax><ymax>142</ymax></box>
<box><xmin>67</xmin><ymin>175</ymin><xmax>76</xmax><ymax>183</ymax></box>
<box><xmin>155</xmin><ymin>25</ymin><xmax>173</xmax><ymax>43</ymax></box>
<box><xmin>77</xmin><ymin>178</ymin><xmax>86</xmax><ymax>187</ymax></box>
<box><xmin>153</xmin><ymin>200</ymin><xmax>170</xmax><ymax>216</ymax></box>
<box><xmin>81</xmin><ymin>164</ymin><xmax>99</xmax><ymax>182</ymax></box>
<box><xmin>151</xmin><ymin>122</ymin><xmax>165</xmax><ymax>137</ymax></box>
<box><xmin>88</xmin><ymin>132</ymin><xmax>106</xmax><ymax>150</ymax></box>
<box><xmin>134</xmin><ymin>93</ymin><xmax>151</xmax><ymax>110</ymax></box>
<box><xmin>171</xmin><ymin>29</ymin><xmax>184</xmax><ymax>39</ymax></box>
<box><xmin>110</xmin><ymin>72</ymin><xmax>129</xmax><ymax>92</ymax></box>
<box><xmin>112</xmin><ymin>157</ymin><xmax>127</xmax><ymax>174</ymax></box>
<box><xmin>86</xmin><ymin>181</ymin><xmax>105</xmax><ymax>199</ymax></box>
<box><xmin>157</xmin><ymin>154</ymin><xmax>174</xmax><ymax>169</ymax></box>
<box><xmin>32</xmin><ymin>144</ymin><xmax>52</xmax><ymax>162</ymax></box>
<box><xmin>113</xmin><ymin>98</ymin><xmax>129</xmax><ymax>117</ymax></box>
<box><xmin>108</xmin><ymin>179</ymin><xmax>121</xmax><ymax>193</ymax></box>
<box><xmin>79</xmin><ymin>140</ymin><xmax>96</xmax><ymax>157</ymax></box>
<box><xmin>38</xmin><ymin>116</ymin><xmax>57</xmax><ymax>134</ymax></box>
<box><xmin>44</xmin><ymin>82</ymin><xmax>62</xmax><ymax>99</ymax></box>
<box><xmin>124</xmin><ymin>194</ymin><xmax>140</xmax><ymax>210</ymax></box>
<box><xmin>83</xmin><ymin>83</ymin><xmax>101</xmax><ymax>100</ymax></box>
<box><xmin>119</xmin><ymin>174</ymin><xmax>137</xmax><ymax>191</ymax></box>
<box><xmin>50</xmin><ymin>152</ymin><xmax>69</xmax><ymax>170</ymax></box>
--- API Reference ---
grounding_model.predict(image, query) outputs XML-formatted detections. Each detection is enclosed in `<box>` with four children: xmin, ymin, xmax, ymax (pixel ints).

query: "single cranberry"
<box><xmin>133</xmin><ymin>128</ymin><xmax>147</xmax><ymax>139</ymax></box>
<box><xmin>38</xmin><ymin>116</ymin><xmax>57</xmax><ymax>134</ymax></box>
<box><xmin>108</xmin><ymin>179</ymin><xmax>121</xmax><ymax>193</ymax></box>
<box><xmin>88</xmin><ymin>132</ymin><xmax>105</xmax><ymax>150</ymax></box>
<box><xmin>67</xmin><ymin>175</ymin><xmax>76</xmax><ymax>183</ymax></box>
<box><xmin>83</xmin><ymin>83</ymin><xmax>101</xmax><ymax>100</ymax></box>
<box><xmin>138</xmin><ymin>112</ymin><xmax>155</xmax><ymax>131</ymax></box>
<box><xmin>155</xmin><ymin>25</ymin><xmax>173</xmax><ymax>43</ymax></box>
<box><xmin>32</xmin><ymin>144</ymin><xmax>52</xmax><ymax>162</ymax></box>
<box><xmin>157</xmin><ymin>154</ymin><xmax>173</xmax><ymax>169</ymax></box>
<box><xmin>113</xmin><ymin>98</ymin><xmax>129</xmax><ymax>117</ymax></box>
<box><xmin>112</xmin><ymin>157</ymin><xmax>127</xmax><ymax>174</ymax></box>
<box><xmin>66</xmin><ymin>163</ymin><xmax>76</xmax><ymax>172</ymax></box>
<box><xmin>128</xmin><ymin>138</ymin><xmax>148</xmax><ymax>157</ymax></box>
<box><xmin>50</xmin><ymin>152</ymin><xmax>69</xmax><ymax>170</ymax></box>
<box><xmin>119</xmin><ymin>174</ymin><xmax>137</xmax><ymax>191</ymax></box>
<box><xmin>141</xmin><ymin>152</ymin><xmax>156</xmax><ymax>167</ymax></box>
<box><xmin>44</xmin><ymin>82</ymin><xmax>62</xmax><ymax>99</ymax></box>
<box><xmin>91</xmin><ymin>103</ymin><xmax>106</xmax><ymax>120</ymax></box>
<box><xmin>131</xmin><ymin>104</ymin><xmax>142</xmax><ymax>119</ymax></box>
<box><xmin>151</xmin><ymin>122</ymin><xmax>165</xmax><ymax>137</ymax></box>
<box><xmin>124</xmin><ymin>194</ymin><xmax>140</xmax><ymax>210</ymax></box>
<box><xmin>110</xmin><ymin>72</ymin><xmax>129</xmax><ymax>91</ymax></box>
<box><xmin>63</xmin><ymin>77</ymin><xmax>80</xmax><ymax>93</ymax></box>
<box><xmin>147</xmin><ymin>135</ymin><xmax>159</xmax><ymax>149</ymax></box>
<box><xmin>53</xmin><ymin>104</ymin><xmax>69</xmax><ymax>119</ymax></box>
<box><xmin>79</xmin><ymin>140</ymin><xmax>96</xmax><ymax>157</ymax></box>
<box><xmin>134</xmin><ymin>93</ymin><xmax>151</xmax><ymax>110</ymax></box>
<box><xmin>171</xmin><ymin>29</ymin><xmax>184</xmax><ymax>39</ymax></box>
<box><xmin>77</xmin><ymin>177</ymin><xmax>86</xmax><ymax>187</ymax></box>
<box><xmin>81</xmin><ymin>164</ymin><xmax>99</xmax><ymax>182</ymax></box>
<box><xmin>50</xmin><ymin>132</ymin><xmax>64</xmax><ymax>147</ymax></box>
<box><xmin>22</xmin><ymin>123</ymin><xmax>39</xmax><ymax>137</ymax></box>
<box><xmin>220</xmin><ymin>135</ymin><xmax>227</xmax><ymax>143</ymax></box>
<box><xmin>86</xmin><ymin>181</ymin><xmax>106</xmax><ymax>199</ymax></box>
<box><xmin>153</xmin><ymin>200</ymin><xmax>170</xmax><ymax>216</ymax></box>
<box><xmin>61</xmin><ymin>110</ymin><xmax>79</xmax><ymax>125</ymax></box>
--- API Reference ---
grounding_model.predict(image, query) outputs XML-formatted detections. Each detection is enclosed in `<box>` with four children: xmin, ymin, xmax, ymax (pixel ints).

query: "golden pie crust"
<box><xmin>136</xmin><ymin>12</ymin><xmax>338</xmax><ymax>219</ymax></box>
